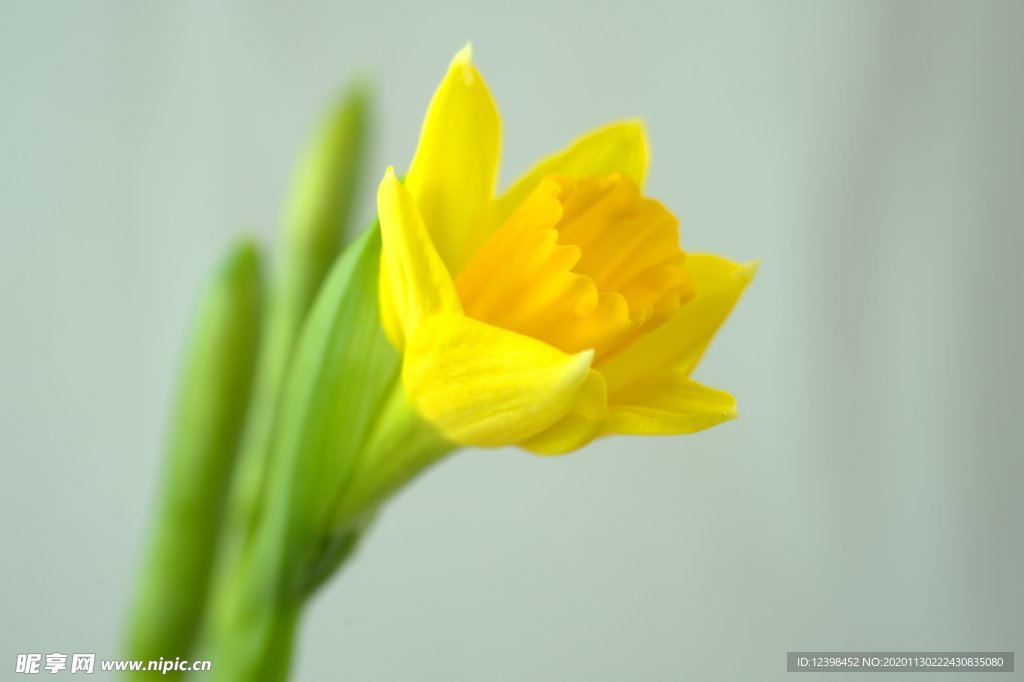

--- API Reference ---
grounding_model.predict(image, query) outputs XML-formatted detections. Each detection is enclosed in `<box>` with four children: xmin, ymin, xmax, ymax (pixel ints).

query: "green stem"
<box><xmin>200</xmin><ymin>88</ymin><xmax>370</xmax><ymax>681</ymax></box>
<box><xmin>203</xmin><ymin>378</ymin><xmax>453</xmax><ymax>682</ymax></box>
<box><xmin>206</xmin><ymin>579</ymin><xmax>300</xmax><ymax>682</ymax></box>
<box><xmin>126</xmin><ymin>241</ymin><xmax>262</xmax><ymax>678</ymax></box>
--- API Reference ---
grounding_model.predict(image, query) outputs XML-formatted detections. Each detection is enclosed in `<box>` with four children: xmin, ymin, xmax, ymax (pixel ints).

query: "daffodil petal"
<box><xmin>519</xmin><ymin>370</ymin><xmax>608</xmax><ymax>455</ymax></box>
<box><xmin>403</xmin><ymin>313</ymin><xmax>594</xmax><ymax>447</ymax></box>
<box><xmin>494</xmin><ymin>121</ymin><xmax>649</xmax><ymax>227</ymax></box>
<box><xmin>405</xmin><ymin>44</ymin><xmax>501</xmax><ymax>276</ymax></box>
<box><xmin>602</xmin><ymin>372</ymin><xmax>736</xmax><ymax>436</ymax></box>
<box><xmin>377</xmin><ymin>167</ymin><xmax>462</xmax><ymax>349</ymax></box>
<box><xmin>599</xmin><ymin>254</ymin><xmax>757</xmax><ymax>397</ymax></box>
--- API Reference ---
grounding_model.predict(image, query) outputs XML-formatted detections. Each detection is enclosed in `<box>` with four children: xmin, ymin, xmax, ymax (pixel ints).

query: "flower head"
<box><xmin>378</xmin><ymin>45</ymin><xmax>755</xmax><ymax>454</ymax></box>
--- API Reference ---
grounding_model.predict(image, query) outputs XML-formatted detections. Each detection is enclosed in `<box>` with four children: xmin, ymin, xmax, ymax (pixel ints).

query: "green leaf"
<box><xmin>126</xmin><ymin>239</ymin><xmax>263</xmax><ymax>670</ymax></box>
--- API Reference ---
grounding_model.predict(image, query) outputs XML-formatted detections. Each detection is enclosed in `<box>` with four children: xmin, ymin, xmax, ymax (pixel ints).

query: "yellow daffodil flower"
<box><xmin>378</xmin><ymin>45</ymin><xmax>756</xmax><ymax>455</ymax></box>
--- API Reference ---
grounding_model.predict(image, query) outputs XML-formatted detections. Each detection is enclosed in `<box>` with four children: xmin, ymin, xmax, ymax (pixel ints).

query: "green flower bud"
<box><xmin>126</xmin><ymin>239</ymin><xmax>263</xmax><ymax>672</ymax></box>
<box><xmin>229</xmin><ymin>84</ymin><xmax>372</xmax><ymax>547</ymax></box>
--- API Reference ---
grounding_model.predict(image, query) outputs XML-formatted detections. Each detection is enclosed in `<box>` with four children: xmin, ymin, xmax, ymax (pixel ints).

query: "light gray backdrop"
<box><xmin>2</xmin><ymin>1</ymin><xmax>1021</xmax><ymax>680</ymax></box>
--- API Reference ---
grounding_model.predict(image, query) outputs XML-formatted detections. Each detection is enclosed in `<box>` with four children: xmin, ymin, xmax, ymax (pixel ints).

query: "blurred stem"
<box><xmin>205</xmin><ymin>376</ymin><xmax>452</xmax><ymax>682</ymax></box>
<box><xmin>206</xmin><ymin>87</ymin><xmax>370</xmax><ymax>658</ymax></box>
<box><xmin>126</xmin><ymin>240</ymin><xmax>263</xmax><ymax>678</ymax></box>
<box><xmin>225</xmin><ymin>84</ymin><xmax>370</xmax><ymax>561</ymax></box>
<box><xmin>205</xmin><ymin>569</ymin><xmax>301</xmax><ymax>682</ymax></box>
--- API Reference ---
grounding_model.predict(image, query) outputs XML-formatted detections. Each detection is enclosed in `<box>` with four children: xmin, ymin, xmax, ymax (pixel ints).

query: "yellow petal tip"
<box><xmin>610</xmin><ymin>120</ymin><xmax>650</xmax><ymax>177</ymax></box>
<box><xmin>451</xmin><ymin>43</ymin><xmax>476</xmax><ymax>85</ymax></box>
<box><xmin>622</xmin><ymin>118</ymin><xmax>648</xmax><ymax>138</ymax></box>
<box><xmin>378</xmin><ymin>166</ymin><xmax>401</xmax><ymax>201</ymax></box>
<box><xmin>454</xmin><ymin>42</ymin><xmax>473</xmax><ymax>63</ymax></box>
<box><xmin>736</xmin><ymin>258</ymin><xmax>761</xmax><ymax>282</ymax></box>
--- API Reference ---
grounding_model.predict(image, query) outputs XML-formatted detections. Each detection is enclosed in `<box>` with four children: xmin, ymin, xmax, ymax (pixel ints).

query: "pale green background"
<box><xmin>1</xmin><ymin>1</ymin><xmax>1021</xmax><ymax>680</ymax></box>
